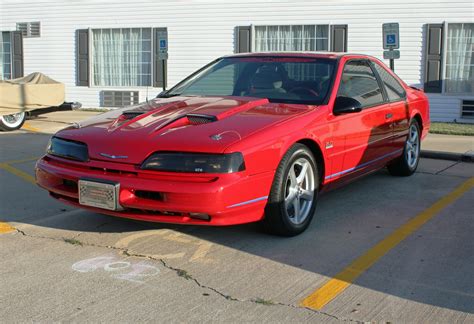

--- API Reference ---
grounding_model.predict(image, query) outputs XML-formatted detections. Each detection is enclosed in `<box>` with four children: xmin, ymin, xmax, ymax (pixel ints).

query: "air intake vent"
<box><xmin>461</xmin><ymin>100</ymin><xmax>474</xmax><ymax>119</ymax></box>
<box><xmin>186</xmin><ymin>114</ymin><xmax>217</xmax><ymax>125</ymax></box>
<box><xmin>16</xmin><ymin>22</ymin><xmax>41</xmax><ymax>37</ymax></box>
<box><xmin>102</xmin><ymin>91</ymin><xmax>139</xmax><ymax>108</ymax></box>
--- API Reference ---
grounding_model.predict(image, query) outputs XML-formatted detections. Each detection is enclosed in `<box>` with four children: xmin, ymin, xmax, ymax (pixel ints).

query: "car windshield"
<box><xmin>163</xmin><ymin>56</ymin><xmax>337</xmax><ymax>105</ymax></box>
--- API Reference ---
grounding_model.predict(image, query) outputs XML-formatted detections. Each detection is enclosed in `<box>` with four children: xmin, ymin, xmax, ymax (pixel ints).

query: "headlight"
<box><xmin>47</xmin><ymin>136</ymin><xmax>89</xmax><ymax>162</ymax></box>
<box><xmin>141</xmin><ymin>152</ymin><xmax>245</xmax><ymax>173</ymax></box>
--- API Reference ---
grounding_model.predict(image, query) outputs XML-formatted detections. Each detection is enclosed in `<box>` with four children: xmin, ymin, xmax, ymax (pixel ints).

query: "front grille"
<box><xmin>134</xmin><ymin>190</ymin><xmax>163</xmax><ymax>201</ymax></box>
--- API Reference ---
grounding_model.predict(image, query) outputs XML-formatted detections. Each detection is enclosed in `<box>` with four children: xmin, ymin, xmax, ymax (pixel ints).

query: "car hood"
<box><xmin>56</xmin><ymin>96</ymin><xmax>315</xmax><ymax>164</ymax></box>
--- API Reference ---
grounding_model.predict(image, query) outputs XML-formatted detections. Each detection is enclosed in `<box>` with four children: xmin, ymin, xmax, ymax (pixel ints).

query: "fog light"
<box><xmin>189</xmin><ymin>213</ymin><xmax>210</xmax><ymax>221</ymax></box>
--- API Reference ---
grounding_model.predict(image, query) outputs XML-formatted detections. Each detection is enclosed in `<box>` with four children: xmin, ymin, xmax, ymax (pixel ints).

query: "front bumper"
<box><xmin>35</xmin><ymin>155</ymin><xmax>274</xmax><ymax>225</ymax></box>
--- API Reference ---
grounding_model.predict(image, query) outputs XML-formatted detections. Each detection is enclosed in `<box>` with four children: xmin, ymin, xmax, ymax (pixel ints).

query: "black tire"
<box><xmin>262</xmin><ymin>143</ymin><xmax>319</xmax><ymax>236</ymax></box>
<box><xmin>387</xmin><ymin>119</ymin><xmax>421</xmax><ymax>177</ymax></box>
<box><xmin>0</xmin><ymin>112</ymin><xmax>26</xmax><ymax>131</ymax></box>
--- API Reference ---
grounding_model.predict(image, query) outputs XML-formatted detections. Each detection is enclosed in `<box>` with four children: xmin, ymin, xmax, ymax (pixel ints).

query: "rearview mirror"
<box><xmin>333</xmin><ymin>96</ymin><xmax>362</xmax><ymax>115</ymax></box>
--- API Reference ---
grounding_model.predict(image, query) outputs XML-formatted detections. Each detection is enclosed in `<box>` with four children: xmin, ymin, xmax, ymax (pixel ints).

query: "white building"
<box><xmin>0</xmin><ymin>0</ymin><xmax>473</xmax><ymax>122</ymax></box>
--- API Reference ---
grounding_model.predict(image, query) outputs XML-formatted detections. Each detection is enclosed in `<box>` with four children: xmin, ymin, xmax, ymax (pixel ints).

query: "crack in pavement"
<box><xmin>12</xmin><ymin>228</ymin><xmax>359</xmax><ymax>322</ymax></box>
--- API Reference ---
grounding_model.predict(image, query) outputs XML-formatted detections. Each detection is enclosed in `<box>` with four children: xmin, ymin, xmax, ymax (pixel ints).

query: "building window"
<box><xmin>92</xmin><ymin>28</ymin><xmax>152</xmax><ymax>87</ymax></box>
<box><xmin>0</xmin><ymin>32</ymin><xmax>12</xmax><ymax>80</ymax></box>
<box><xmin>445</xmin><ymin>23</ymin><xmax>474</xmax><ymax>94</ymax></box>
<box><xmin>254</xmin><ymin>25</ymin><xmax>329</xmax><ymax>52</ymax></box>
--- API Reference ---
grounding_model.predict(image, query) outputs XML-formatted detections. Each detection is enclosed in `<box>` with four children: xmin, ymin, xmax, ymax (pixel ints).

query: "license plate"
<box><xmin>78</xmin><ymin>180</ymin><xmax>120</xmax><ymax>211</ymax></box>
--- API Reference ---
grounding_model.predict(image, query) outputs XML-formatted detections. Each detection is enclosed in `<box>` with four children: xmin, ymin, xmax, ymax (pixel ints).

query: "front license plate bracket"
<box><xmin>78</xmin><ymin>179</ymin><xmax>122</xmax><ymax>211</ymax></box>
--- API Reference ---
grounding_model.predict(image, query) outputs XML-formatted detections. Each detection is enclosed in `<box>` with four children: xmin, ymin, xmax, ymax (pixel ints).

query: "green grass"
<box><xmin>77</xmin><ymin>108</ymin><xmax>110</xmax><ymax>112</ymax></box>
<box><xmin>63</xmin><ymin>238</ymin><xmax>83</xmax><ymax>246</ymax></box>
<box><xmin>429</xmin><ymin>122</ymin><xmax>474</xmax><ymax>136</ymax></box>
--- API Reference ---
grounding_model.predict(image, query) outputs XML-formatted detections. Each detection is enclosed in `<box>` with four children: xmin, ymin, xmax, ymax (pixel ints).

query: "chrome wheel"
<box><xmin>0</xmin><ymin>112</ymin><xmax>26</xmax><ymax>129</ymax></box>
<box><xmin>405</xmin><ymin>123</ymin><xmax>420</xmax><ymax>169</ymax></box>
<box><xmin>284</xmin><ymin>157</ymin><xmax>315</xmax><ymax>225</ymax></box>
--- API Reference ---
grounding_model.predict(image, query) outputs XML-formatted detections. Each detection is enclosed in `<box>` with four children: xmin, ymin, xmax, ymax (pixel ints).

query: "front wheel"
<box><xmin>0</xmin><ymin>112</ymin><xmax>26</xmax><ymax>131</ymax></box>
<box><xmin>388</xmin><ymin>120</ymin><xmax>421</xmax><ymax>176</ymax></box>
<box><xmin>262</xmin><ymin>144</ymin><xmax>319</xmax><ymax>236</ymax></box>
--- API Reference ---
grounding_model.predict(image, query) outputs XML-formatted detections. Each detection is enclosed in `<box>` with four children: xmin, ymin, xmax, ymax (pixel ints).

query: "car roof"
<box><xmin>223</xmin><ymin>52</ymin><xmax>377</xmax><ymax>60</ymax></box>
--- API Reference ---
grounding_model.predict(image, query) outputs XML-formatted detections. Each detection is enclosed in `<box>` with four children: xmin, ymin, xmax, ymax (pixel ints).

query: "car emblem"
<box><xmin>99</xmin><ymin>153</ymin><xmax>128</xmax><ymax>159</ymax></box>
<box><xmin>210</xmin><ymin>134</ymin><xmax>223</xmax><ymax>141</ymax></box>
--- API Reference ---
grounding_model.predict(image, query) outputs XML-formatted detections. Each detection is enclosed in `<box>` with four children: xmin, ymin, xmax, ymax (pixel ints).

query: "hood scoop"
<box><xmin>186</xmin><ymin>113</ymin><xmax>218</xmax><ymax>125</ymax></box>
<box><xmin>121</xmin><ymin>110</ymin><xmax>146</xmax><ymax>119</ymax></box>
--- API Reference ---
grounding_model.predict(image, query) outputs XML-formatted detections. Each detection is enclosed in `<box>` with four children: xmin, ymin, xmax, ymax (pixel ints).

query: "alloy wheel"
<box><xmin>405</xmin><ymin>123</ymin><xmax>420</xmax><ymax>169</ymax></box>
<box><xmin>284</xmin><ymin>157</ymin><xmax>315</xmax><ymax>225</ymax></box>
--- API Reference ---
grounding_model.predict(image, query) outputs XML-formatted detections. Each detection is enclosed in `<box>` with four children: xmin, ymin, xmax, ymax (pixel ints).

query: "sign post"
<box><xmin>156</xmin><ymin>30</ymin><xmax>168</xmax><ymax>90</ymax></box>
<box><xmin>382</xmin><ymin>23</ymin><xmax>400</xmax><ymax>71</ymax></box>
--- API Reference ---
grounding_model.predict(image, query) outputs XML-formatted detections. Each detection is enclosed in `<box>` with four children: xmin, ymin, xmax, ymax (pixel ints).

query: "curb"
<box><xmin>421</xmin><ymin>150</ymin><xmax>474</xmax><ymax>163</ymax></box>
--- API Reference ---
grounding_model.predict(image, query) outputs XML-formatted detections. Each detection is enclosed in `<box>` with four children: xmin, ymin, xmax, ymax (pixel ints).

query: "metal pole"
<box><xmin>162</xmin><ymin>60</ymin><xmax>166</xmax><ymax>91</ymax></box>
<box><xmin>390</xmin><ymin>59</ymin><xmax>394</xmax><ymax>72</ymax></box>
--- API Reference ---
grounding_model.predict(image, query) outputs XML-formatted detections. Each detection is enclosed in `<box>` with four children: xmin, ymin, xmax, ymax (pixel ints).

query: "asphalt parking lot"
<box><xmin>1</xmin><ymin>122</ymin><xmax>473</xmax><ymax>322</ymax></box>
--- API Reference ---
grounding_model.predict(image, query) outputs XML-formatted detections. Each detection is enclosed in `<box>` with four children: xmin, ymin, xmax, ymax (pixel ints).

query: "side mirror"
<box><xmin>333</xmin><ymin>96</ymin><xmax>362</xmax><ymax>115</ymax></box>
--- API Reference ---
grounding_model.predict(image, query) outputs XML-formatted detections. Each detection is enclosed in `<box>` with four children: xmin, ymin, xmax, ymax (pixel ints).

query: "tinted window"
<box><xmin>337</xmin><ymin>60</ymin><xmax>384</xmax><ymax>108</ymax></box>
<box><xmin>372</xmin><ymin>61</ymin><xmax>406</xmax><ymax>101</ymax></box>
<box><xmin>165</xmin><ymin>57</ymin><xmax>337</xmax><ymax>105</ymax></box>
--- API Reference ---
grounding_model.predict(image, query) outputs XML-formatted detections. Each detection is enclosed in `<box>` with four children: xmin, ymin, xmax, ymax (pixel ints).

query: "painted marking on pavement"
<box><xmin>301</xmin><ymin>177</ymin><xmax>474</xmax><ymax>310</ymax></box>
<box><xmin>0</xmin><ymin>162</ymin><xmax>36</xmax><ymax>185</ymax></box>
<box><xmin>2</xmin><ymin>157</ymin><xmax>39</xmax><ymax>165</ymax></box>
<box><xmin>0</xmin><ymin>221</ymin><xmax>16</xmax><ymax>234</ymax></box>
<box><xmin>72</xmin><ymin>255</ymin><xmax>160</xmax><ymax>283</ymax></box>
<box><xmin>115</xmin><ymin>229</ymin><xmax>213</xmax><ymax>263</ymax></box>
<box><xmin>22</xmin><ymin>122</ymin><xmax>41</xmax><ymax>133</ymax></box>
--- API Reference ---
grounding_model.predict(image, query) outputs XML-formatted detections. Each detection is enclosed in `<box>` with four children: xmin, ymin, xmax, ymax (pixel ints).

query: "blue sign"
<box><xmin>159</xmin><ymin>39</ymin><xmax>167</xmax><ymax>48</ymax></box>
<box><xmin>386</xmin><ymin>34</ymin><xmax>396</xmax><ymax>45</ymax></box>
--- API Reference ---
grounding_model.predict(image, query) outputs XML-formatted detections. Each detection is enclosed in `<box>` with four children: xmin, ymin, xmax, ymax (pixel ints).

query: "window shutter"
<box><xmin>331</xmin><ymin>25</ymin><xmax>348</xmax><ymax>52</ymax></box>
<box><xmin>76</xmin><ymin>29</ymin><xmax>89</xmax><ymax>86</ymax></box>
<box><xmin>153</xmin><ymin>27</ymin><xmax>167</xmax><ymax>88</ymax></box>
<box><xmin>424</xmin><ymin>24</ymin><xmax>444</xmax><ymax>93</ymax></box>
<box><xmin>236</xmin><ymin>26</ymin><xmax>251</xmax><ymax>53</ymax></box>
<box><xmin>11</xmin><ymin>31</ymin><xmax>24</xmax><ymax>78</ymax></box>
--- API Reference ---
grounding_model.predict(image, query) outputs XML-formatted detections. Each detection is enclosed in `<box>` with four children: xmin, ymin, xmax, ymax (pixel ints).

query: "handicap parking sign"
<box><xmin>387</xmin><ymin>34</ymin><xmax>396</xmax><ymax>45</ymax></box>
<box><xmin>160</xmin><ymin>39</ymin><xmax>167</xmax><ymax>48</ymax></box>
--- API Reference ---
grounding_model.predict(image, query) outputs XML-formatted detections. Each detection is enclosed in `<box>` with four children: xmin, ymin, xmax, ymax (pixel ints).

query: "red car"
<box><xmin>36</xmin><ymin>53</ymin><xmax>429</xmax><ymax>236</ymax></box>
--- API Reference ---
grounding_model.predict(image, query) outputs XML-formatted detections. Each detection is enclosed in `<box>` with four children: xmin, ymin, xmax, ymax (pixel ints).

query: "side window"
<box><xmin>337</xmin><ymin>60</ymin><xmax>384</xmax><ymax>108</ymax></box>
<box><xmin>372</xmin><ymin>61</ymin><xmax>406</xmax><ymax>101</ymax></box>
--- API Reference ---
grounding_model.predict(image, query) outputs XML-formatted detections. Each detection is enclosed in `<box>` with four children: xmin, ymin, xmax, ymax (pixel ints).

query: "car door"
<box><xmin>370</xmin><ymin>60</ymin><xmax>410</xmax><ymax>152</ymax></box>
<box><xmin>327</xmin><ymin>59</ymin><xmax>394</xmax><ymax>183</ymax></box>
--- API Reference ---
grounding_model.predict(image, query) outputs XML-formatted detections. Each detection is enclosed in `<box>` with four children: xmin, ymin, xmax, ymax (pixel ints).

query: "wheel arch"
<box><xmin>295</xmin><ymin>138</ymin><xmax>325</xmax><ymax>186</ymax></box>
<box><xmin>412</xmin><ymin>113</ymin><xmax>423</xmax><ymax>132</ymax></box>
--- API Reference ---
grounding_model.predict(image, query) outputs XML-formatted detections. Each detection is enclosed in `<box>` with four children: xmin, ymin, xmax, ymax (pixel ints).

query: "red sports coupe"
<box><xmin>36</xmin><ymin>53</ymin><xmax>429</xmax><ymax>236</ymax></box>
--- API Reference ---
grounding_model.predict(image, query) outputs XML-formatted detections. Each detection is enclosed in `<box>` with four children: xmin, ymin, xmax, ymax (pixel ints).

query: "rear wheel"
<box><xmin>0</xmin><ymin>112</ymin><xmax>26</xmax><ymax>131</ymax></box>
<box><xmin>388</xmin><ymin>120</ymin><xmax>421</xmax><ymax>176</ymax></box>
<box><xmin>262</xmin><ymin>144</ymin><xmax>319</xmax><ymax>236</ymax></box>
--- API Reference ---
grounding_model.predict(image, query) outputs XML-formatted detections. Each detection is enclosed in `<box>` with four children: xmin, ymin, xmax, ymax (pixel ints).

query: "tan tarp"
<box><xmin>0</xmin><ymin>72</ymin><xmax>65</xmax><ymax>115</ymax></box>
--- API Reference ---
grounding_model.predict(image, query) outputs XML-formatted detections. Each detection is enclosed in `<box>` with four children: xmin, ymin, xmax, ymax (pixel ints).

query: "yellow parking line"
<box><xmin>3</xmin><ymin>157</ymin><xmax>39</xmax><ymax>165</ymax></box>
<box><xmin>301</xmin><ymin>177</ymin><xmax>474</xmax><ymax>310</ymax></box>
<box><xmin>22</xmin><ymin>122</ymin><xmax>41</xmax><ymax>133</ymax></box>
<box><xmin>0</xmin><ymin>163</ymin><xmax>36</xmax><ymax>185</ymax></box>
<box><xmin>0</xmin><ymin>221</ymin><xmax>16</xmax><ymax>234</ymax></box>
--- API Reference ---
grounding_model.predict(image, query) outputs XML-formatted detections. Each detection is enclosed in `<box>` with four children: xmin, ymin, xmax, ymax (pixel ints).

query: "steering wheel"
<box><xmin>288</xmin><ymin>87</ymin><xmax>319</xmax><ymax>97</ymax></box>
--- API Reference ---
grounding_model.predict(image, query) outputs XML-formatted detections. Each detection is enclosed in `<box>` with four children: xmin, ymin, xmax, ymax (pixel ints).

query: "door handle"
<box><xmin>385</xmin><ymin>113</ymin><xmax>393</xmax><ymax>119</ymax></box>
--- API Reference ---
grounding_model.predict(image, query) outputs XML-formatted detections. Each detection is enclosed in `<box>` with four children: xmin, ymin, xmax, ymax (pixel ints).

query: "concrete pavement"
<box><xmin>1</xmin><ymin>132</ymin><xmax>473</xmax><ymax>322</ymax></box>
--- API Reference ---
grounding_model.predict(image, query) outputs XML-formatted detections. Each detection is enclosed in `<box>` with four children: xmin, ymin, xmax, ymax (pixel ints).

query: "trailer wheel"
<box><xmin>0</xmin><ymin>112</ymin><xmax>26</xmax><ymax>131</ymax></box>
